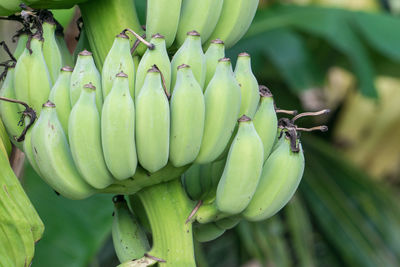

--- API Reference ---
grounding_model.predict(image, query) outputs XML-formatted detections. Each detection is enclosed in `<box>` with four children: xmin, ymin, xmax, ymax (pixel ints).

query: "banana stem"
<box><xmin>137</xmin><ymin>179</ymin><xmax>197</xmax><ymax>267</ymax></box>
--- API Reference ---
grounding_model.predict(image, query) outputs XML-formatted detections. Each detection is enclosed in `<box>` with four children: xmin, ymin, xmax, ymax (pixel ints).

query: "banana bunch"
<box><xmin>0</xmin><ymin>127</ymin><xmax>44</xmax><ymax>266</ymax></box>
<box><xmin>0</xmin><ymin>9</ymin><xmax>330</xmax><ymax>261</ymax></box>
<box><xmin>0</xmin><ymin>15</ymin><xmax>324</xmax><ymax>205</ymax></box>
<box><xmin>112</xmin><ymin>195</ymin><xmax>149</xmax><ymax>263</ymax></box>
<box><xmin>144</xmin><ymin>0</ymin><xmax>259</xmax><ymax>49</ymax></box>
<box><xmin>189</xmin><ymin>107</ymin><xmax>328</xmax><ymax>243</ymax></box>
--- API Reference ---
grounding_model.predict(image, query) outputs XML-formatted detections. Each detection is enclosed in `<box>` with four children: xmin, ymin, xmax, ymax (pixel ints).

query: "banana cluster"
<box><xmin>146</xmin><ymin>0</ymin><xmax>259</xmax><ymax>50</ymax></box>
<box><xmin>0</xmin><ymin>8</ymin><xmax>328</xmax><ymax>257</ymax></box>
<box><xmin>1</xmin><ymin>23</ymin><xmax>280</xmax><ymax>199</ymax></box>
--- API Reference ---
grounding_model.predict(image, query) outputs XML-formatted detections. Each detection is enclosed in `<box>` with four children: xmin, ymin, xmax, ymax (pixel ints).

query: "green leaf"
<box><xmin>301</xmin><ymin>136</ymin><xmax>400</xmax><ymax>266</ymax></box>
<box><xmin>353</xmin><ymin>12</ymin><xmax>400</xmax><ymax>62</ymax></box>
<box><xmin>23</xmin><ymin>164</ymin><xmax>113</xmax><ymax>267</ymax></box>
<box><xmin>243</xmin><ymin>5</ymin><xmax>378</xmax><ymax>97</ymax></box>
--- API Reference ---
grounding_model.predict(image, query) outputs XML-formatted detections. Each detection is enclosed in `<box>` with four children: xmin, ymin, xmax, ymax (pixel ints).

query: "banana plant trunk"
<box><xmin>137</xmin><ymin>179</ymin><xmax>197</xmax><ymax>267</ymax></box>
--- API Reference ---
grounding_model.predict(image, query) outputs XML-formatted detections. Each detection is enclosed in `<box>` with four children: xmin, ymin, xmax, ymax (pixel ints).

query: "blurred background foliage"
<box><xmin>1</xmin><ymin>0</ymin><xmax>400</xmax><ymax>266</ymax></box>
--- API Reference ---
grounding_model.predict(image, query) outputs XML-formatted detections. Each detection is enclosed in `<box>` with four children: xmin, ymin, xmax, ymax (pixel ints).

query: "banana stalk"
<box><xmin>79</xmin><ymin>0</ymin><xmax>145</xmax><ymax>67</ymax></box>
<box><xmin>130</xmin><ymin>179</ymin><xmax>196</xmax><ymax>267</ymax></box>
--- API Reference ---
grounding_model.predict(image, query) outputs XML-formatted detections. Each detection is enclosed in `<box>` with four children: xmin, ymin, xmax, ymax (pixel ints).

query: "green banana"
<box><xmin>146</xmin><ymin>0</ymin><xmax>182</xmax><ymax>48</ymax></box>
<box><xmin>170</xmin><ymin>31</ymin><xmax>206</xmax><ymax>90</ymax></box>
<box><xmin>253</xmin><ymin>86</ymin><xmax>278</xmax><ymax>160</ymax></box>
<box><xmin>135</xmin><ymin>67</ymin><xmax>170</xmax><ymax>173</ymax></box>
<box><xmin>242</xmin><ymin>134</ymin><xmax>305</xmax><ymax>221</ymax></box>
<box><xmin>198</xmin><ymin>163</ymin><xmax>213</xmax><ymax>201</ymax></box>
<box><xmin>0</xmin><ymin>67</ymin><xmax>24</xmax><ymax>149</ymax></box>
<box><xmin>215</xmin><ymin>216</ymin><xmax>241</xmax><ymax>230</ymax></box>
<box><xmin>23</xmin><ymin>117</ymin><xmax>43</xmax><ymax>177</ymax></box>
<box><xmin>13</xmin><ymin>33</ymin><xmax>28</xmax><ymax>60</ymax></box>
<box><xmin>73</xmin><ymin>25</ymin><xmax>91</xmax><ymax>62</ymax></box>
<box><xmin>182</xmin><ymin>164</ymin><xmax>203</xmax><ymax>200</ymax></box>
<box><xmin>195</xmin><ymin>202</ymin><xmax>230</xmax><ymax>224</ymax></box>
<box><xmin>204</xmin><ymin>0</ymin><xmax>259</xmax><ymax>49</ymax></box>
<box><xmin>195</xmin><ymin>58</ymin><xmax>241</xmax><ymax>164</ymax></box>
<box><xmin>55</xmin><ymin>33</ymin><xmax>73</xmax><ymax>67</ymax></box>
<box><xmin>216</xmin><ymin>115</ymin><xmax>264</xmax><ymax>214</ymax></box>
<box><xmin>112</xmin><ymin>195</ymin><xmax>150</xmax><ymax>263</ymax></box>
<box><xmin>183</xmin><ymin>160</ymin><xmax>224</xmax><ymax>202</ymax></box>
<box><xmin>42</xmin><ymin>20</ymin><xmax>63</xmax><ymax>84</ymax></box>
<box><xmin>202</xmin><ymin>158</ymin><xmax>226</xmax><ymax>203</ymax></box>
<box><xmin>170</xmin><ymin>64</ymin><xmax>205</xmax><ymax>167</ymax></box>
<box><xmin>204</xmin><ymin>39</ymin><xmax>225</xmax><ymax>89</ymax></box>
<box><xmin>175</xmin><ymin>0</ymin><xmax>224</xmax><ymax>46</ymax></box>
<box><xmin>193</xmin><ymin>222</ymin><xmax>225</xmax><ymax>243</ymax></box>
<box><xmin>48</xmin><ymin>66</ymin><xmax>73</xmax><ymax>136</ymax></box>
<box><xmin>0</xmin><ymin>119</ymin><xmax>10</xmax><ymax>157</ymax></box>
<box><xmin>234</xmin><ymin>52</ymin><xmax>259</xmax><ymax>119</ymax></box>
<box><xmin>0</xmin><ymin>139</ymin><xmax>44</xmax><ymax>243</ymax></box>
<box><xmin>70</xmin><ymin>50</ymin><xmax>103</xmax><ymax>112</ymax></box>
<box><xmin>14</xmin><ymin>34</ymin><xmax>52</xmax><ymax>114</ymax></box>
<box><xmin>68</xmin><ymin>83</ymin><xmax>114</xmax><ymax>189</ymax></box>
<box><xmin>135</xmin><ymin>34</ymin><xmax>171</xmax><ymax>99</ymax></box>
<box><xmin>133</xmin><ymin>55</ymin><xmax>140</xmax><ymax>75</ymax></box>
<box><xmin>102</xmin><ymin>32</ymin><xmax>135</xmax><ymax>99</ymax></box>
<box><xmin>31</xmin><ymin>101</ymin><xmax>95</xmax><ymax>199</ymax></box>
<box><xmin>101</xmin><ymin>72</ymin><xmax>137</xmax><ymax>180</ymax></box>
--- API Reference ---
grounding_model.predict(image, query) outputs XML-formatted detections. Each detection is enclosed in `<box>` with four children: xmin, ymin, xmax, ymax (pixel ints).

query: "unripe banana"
<box><xmin>215</xmin><ymin>216</ymin><xmax>241</xmax><ymax>230</ymax></box>
<box><xmin>112</xmin><ymin>195</ymin><xmax>150</xmax><ymax>263</ymax></box>
<box><xmin>0</xmin><ymin>67</ymin><xmax>24</xmax><ymax>149</ymax></box>
<box><xmin>70</xmin><ymin>50</ymin><xmax>103</xmax><ymax>112</ymax></box>
<box><xmin>195</xmin><ymin>202</ymin><xmax>230</xmax><ymax>224</ymax></box>
<box><xmin>170</xmin><ymin>31</ymin><xmax>206</xmax><ymax>90</ymax></box>
<box><xmin>135</xmin><ymin>67</ymin><xmax>170</xmax><ymax>173</ymax></box>
<box><xmin>195</xmin><ymin>58</ymin><xmax>241</xmax><ymax>164</ymax></box>
<box><xmin>48</xmin><ymin>66</ymin><xmax>73</xmax><ymax>136</ymax></box>
<box><xmin>73</xmin><ymin>26</ymin><xmax>91</xmax><ymax>62</ymax></box>
<box><xmin>42</xmin><ymin>20</ymin><xmax>63</xmax><ymax>84</ymax></box>
<box><xmin>135</xmin><ymin>34</ymin><xmax>171</xmax><ymax>99</ymax></box>
<box><xmin>182</xmin><ymin>164</ymin><xmax>202</xmax><ymax>200</ymax></box>
<box><xmin>193</xmin><ymin>222</ymin><xmax>225</xmax><ymax>243</ymax></box>
<box><xmin>13</xmin><ymin>33</ymin><xmax>28</xmax><ymax>60</ymax></box>
<box><xmin>23</xmin><ymin>117</ymin><xmax>43</xmax><ymax>177</ymax></box>
<box><xmin>170</xmin><ymin>64</ymin><xmax>205</xmax><ymax>167</ymax></box>
<box><xmin>102</xmin><ymin>72</ymin><xmax>137</xmax><ymax>180</ymax></box>
<box><xmin>204</xmin><ymin>39</ymin><xmax>225</xmax><ymax>89</ymax></box>
<box><xmin>0</xmin><ymin>119</ymin><xmax>10</xmax><ymax>157</ymax></box>
<box><xmin>202</xmin><ymin>157</ymin><xmax>226</xmax><ymax>203</ymax></box>
<box><xmin>216</xmin><ymin>115</ymin><xmax>264</xmax><ymax>214</ymax></box>
<box><xmin>175</xmin><ymin>0</ymin><xmax>224</xmax><ymax>46</ymax></box>
<box><xmin>234</xmin><ymin>52</ymin><xmax>260</xmax><ymax>119</ymax></box>
<box><xmin>242</xmin><ymin>135</ymin><xmax>305</xmax><ymax>221</ymax></box>
<box><xmin>205</xmin><ymin>0</ymin><xmax>259</xmax><ymax>49</ymax></box>
<box><xmin>253</xmin><ymin>86</ymin><xmax>278</xmax><ymax>160</ymax></box>
<box><xmin>55</xmin><ymin>33</ymin><xmax>73</xmax><ymax>67</ymax></box>
<box><xmin>102</xmin><ymin>32</ymin><xmax>135</xmax><ymax>99</ymax></box>
<box><xmin>14</xmin><ymin>34</ymin><xmax>52</xmax><ymax>114</ymax></box>
<box><xmin>31</xmin><ymin>101</ymin><xmax>95</xmax><ymax>200</ymax></box>
<box><xmin>146</xmin><ymin>0</ymin><xmax>182</xmax><ymax>48</ymax></box>
<box><xmin>68</xmin><ymin>83</ymin><xmax>114</xmax><ymax>189</ymax></box>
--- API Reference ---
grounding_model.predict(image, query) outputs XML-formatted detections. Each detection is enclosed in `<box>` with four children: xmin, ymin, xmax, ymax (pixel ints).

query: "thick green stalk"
<box><xmin>79</xmin><ymin>0</ymin><xmax>145</xmax><ymax>68</ymax></box>
<box><xmin>138</xmin><ymin>179</ymin><xmax>196</xmax><ymax>267</ymax></box>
